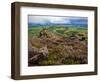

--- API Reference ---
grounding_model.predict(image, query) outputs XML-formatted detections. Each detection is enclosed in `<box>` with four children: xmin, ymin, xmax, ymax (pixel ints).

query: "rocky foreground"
<box><xmin>28</xmin><ymin>28</ymin><xmax>87</xmax><ymax>66</ymax></box>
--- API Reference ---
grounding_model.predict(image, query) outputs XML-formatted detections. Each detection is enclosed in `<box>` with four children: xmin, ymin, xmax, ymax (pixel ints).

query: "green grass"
<box><xmin>28</xmin><ymin>26</ymin><xmax>87</xmax><ymax>38</ymax></box>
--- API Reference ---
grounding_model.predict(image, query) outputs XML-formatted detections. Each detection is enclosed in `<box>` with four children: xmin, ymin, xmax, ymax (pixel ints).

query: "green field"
<box><xmin>28</xmin><ymin>25</ymin><xmax>88</xmax><ymax>66</ymax></box>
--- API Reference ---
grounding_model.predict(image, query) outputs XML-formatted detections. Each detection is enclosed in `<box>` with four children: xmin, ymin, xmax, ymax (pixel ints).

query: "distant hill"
<box><xmin>28</xmin><ymin>22</ymin><xmax>87</xmax><ymax>28</ymax></box>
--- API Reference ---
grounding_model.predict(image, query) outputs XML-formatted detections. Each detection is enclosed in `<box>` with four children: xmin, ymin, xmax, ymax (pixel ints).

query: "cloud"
<box><xmin>28</xmin><ymin>15</ymin><xmax>87</xmax><ymax>25</ymax></box>
<box><xmin>28</xmin><ymin>16</ymin><xmax>48</xmax><ymax>23</ymax></box>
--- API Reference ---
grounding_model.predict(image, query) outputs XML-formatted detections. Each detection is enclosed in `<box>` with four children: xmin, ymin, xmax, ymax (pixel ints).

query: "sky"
<box><xmin>28</xmin><ymin>15</ymin><xmax>88</xmax><ymax>26</ymax></box>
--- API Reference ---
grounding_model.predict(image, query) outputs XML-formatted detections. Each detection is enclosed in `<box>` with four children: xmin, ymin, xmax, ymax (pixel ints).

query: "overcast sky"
<box><xmin>28</xmin><ymin>15</ymin><xmax>87</xmax><ymax>25</ymax></box>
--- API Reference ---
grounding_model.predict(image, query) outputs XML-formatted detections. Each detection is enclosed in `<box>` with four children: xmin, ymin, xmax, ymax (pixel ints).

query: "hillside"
<box><xmin>28</xmin><ymin>26</ymin><xmax>88</xmax><ymax>66</ymax></box>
